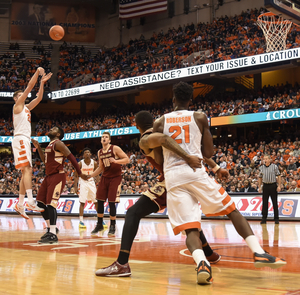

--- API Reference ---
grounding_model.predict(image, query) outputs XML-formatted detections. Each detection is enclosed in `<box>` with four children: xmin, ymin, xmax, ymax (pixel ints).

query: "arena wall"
<box><xmin>96</xmin><ymin>0</ymin><xmax>264</xmax><ymax>48</ymax></box>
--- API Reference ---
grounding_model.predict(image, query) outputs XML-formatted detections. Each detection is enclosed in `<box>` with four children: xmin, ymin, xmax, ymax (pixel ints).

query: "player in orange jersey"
<box><xmin>154</xmin><ymin>81</ymin><xmax>286</xmax><ymax>285</ymax></box>
<box><xmin>12</xmin><ymin>67</ymin><xmax>52</xmax><ymax>219</ymax></box>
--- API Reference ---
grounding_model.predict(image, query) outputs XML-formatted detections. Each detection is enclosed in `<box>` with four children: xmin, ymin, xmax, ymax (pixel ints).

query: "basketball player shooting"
<box><xmin>12</xmin><ymin>67</ymin><xmax>52</xmax><ymax>219</ymax></box>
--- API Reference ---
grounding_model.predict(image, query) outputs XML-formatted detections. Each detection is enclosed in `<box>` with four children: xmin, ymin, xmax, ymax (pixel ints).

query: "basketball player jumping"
<box><xmin>153</xmin><ymin>81</ymin><xmax>286</xmax><ymax>285</ymax></box>
<box><xmin>89</xmin><ymin>132</ymin><xmax>130</xmax><ymax>236</ymax></box>
<box><xmin>95</xmin><ymin>111</ymin><xmax>222</xmax><ymax>277</ymax></box>
<box><xmin>74</xmin><ymin>147</ymin><xmax>99</xmax><ymax>229</ymax></box>
<box><xmin>32</xmin><ymin>126</ymin><xmax>88</xmax><ymax>244</ymax></box>
<box><xmin>12</xmin><ymin>67</ymin><xmax>52</xmax><ymax>219</ymax></box>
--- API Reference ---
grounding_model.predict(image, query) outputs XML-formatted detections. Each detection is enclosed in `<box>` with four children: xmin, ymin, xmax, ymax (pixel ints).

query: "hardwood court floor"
<box><xmin>0</xmin><ymin>215</ymin><xmax>299</xmax><ymax>295</ymax></box>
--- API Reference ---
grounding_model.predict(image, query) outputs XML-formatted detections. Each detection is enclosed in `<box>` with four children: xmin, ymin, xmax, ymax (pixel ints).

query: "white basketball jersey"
<box><xmin>80</xmin><ymin>159</ymin><xmax>95</xmax><ymax>183</ymax></box>
<box><xmin>13</xmin><ymin>105</ymin><xmax>31</xmax><ymax>138</ymax></box>
<box><xmin>163</xmin><ymin>110</ymin><xmax>203</xmax><ymax>173</ymax></box>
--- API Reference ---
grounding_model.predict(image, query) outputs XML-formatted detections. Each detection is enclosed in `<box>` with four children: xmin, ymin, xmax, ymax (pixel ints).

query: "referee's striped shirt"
<box><xmin>259</xmin><ymin>164</ymin><xmax>280</xmax><ymax>184</ymax></box>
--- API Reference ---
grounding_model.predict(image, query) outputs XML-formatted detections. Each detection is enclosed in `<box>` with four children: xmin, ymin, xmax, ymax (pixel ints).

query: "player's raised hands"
<box><xmin>186</xmin><ymin>155</ymin><xmax>202</xmax><ymax>172</ymax></box>
<box><xmin>40</xmin><ymin>72</ymin><xmax>53</xmax><ymax>84</ymax></box>
<box><xmin>37</xmin><ymin>67</ymin><xmax>45</xmax><ymax>75</ymax></box>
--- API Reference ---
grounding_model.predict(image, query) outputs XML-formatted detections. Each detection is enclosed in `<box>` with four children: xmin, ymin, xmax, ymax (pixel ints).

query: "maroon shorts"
<box><xmin>96</xmin><ymin>175</ymin><xmax>122</xmax><ymax>203</ymax></box>
<box><xmin>142</xmin><ymin>181</ymin><xmax>167</xmax><ymax>211</ymax></box>
<box><xmin>37</xmin><ymin>172</ymin><xmax>66</xmax><ymax>208</ymax></box>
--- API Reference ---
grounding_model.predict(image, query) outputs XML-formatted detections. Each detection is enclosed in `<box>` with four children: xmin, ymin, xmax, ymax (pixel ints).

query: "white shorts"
<box><xmin>78</xmin><ymin>180</ymin><xmax>97</xmax><ymax>203</ymax></box>
<box><xmin>11</xmin><ymin>135</ymin><xmax>32</xmax><ymax>169</ymax></box>
<box><xmin>167</xmin><ymin>169</ymin><xmax>235</xmax><ymax>235</ymax></box>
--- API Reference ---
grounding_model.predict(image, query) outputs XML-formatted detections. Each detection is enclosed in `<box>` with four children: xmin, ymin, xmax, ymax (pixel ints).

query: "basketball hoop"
<box><xmin>257</xmin><ymin>12</ymin><xmax>293</xmax><ymax>52</ymax></box>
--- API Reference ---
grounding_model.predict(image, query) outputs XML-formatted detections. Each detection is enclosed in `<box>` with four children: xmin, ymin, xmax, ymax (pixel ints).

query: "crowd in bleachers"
<box><xmin>56</xmin><ymin>8</ymin><xmax>300</xmax><ymax>90</ymax></box>
<box><xmin>0</xmin><ymin>43</ymin><xmax>52</xmax><ymax>92</ymax></box>
<box><xmin>1</xmin><ymin>82</ymin><xmax>300</xmax><ymax>137</ymax></box>
<box><xmin>1</xmin><ymin>134</ymin><xmax>300</xmax><ymax>195</ymax></box>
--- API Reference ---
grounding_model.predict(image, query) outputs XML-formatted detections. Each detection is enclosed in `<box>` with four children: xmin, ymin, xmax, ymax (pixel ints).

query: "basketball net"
<box><xmin>257</xmin><ymin>12</ymin><xmax>293</xmax><ymax>52</ymax></box>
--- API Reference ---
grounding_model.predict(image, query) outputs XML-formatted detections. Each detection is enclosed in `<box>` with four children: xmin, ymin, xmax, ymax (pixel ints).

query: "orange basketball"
<box><xmin>49</xmin><ymin>25</ymin><xmax>65</xmax><ymax>41</ymax></box>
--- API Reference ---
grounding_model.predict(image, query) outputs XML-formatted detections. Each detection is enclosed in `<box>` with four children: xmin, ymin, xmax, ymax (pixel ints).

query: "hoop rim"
<box><xmin>257</xmin><ymin>12</ymin><xmax>293</xmax><ymax>25</ymax></box>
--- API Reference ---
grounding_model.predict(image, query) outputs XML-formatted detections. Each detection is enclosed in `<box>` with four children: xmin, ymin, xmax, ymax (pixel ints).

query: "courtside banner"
<box><xmin>0</xmin><ymin>194</ymin><xmax>299</xmax><ymax>219</ymax></box>
<box><xmin>0</xmin><ymin>195</ymin><xmax>168</xmax><ymax>216</ymax></box>
<box><xmin>51</xmin><ymin>48</ymin><xmax>300</xmax><ymax>99</ymax></box>
<box><xmin>0</xmin><ymin>126</ymin><xmax>139</xmax><ymax>143</ymax></box>
<box><xmin>210</xmin><ymin>108</ymin><xmax>300</xmax><ymax>126</ymax></box>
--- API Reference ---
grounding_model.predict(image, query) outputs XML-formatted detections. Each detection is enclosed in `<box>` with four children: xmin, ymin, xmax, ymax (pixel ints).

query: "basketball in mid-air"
<box><xmin>49</xmin><ymin>25</ymin><xmax>65</xmax><ymax>41</ymax></box>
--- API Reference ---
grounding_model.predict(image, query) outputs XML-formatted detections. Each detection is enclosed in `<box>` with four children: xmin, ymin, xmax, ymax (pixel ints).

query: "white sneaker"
<box><xmin>25</xmin><ymin>201</ymin><xmax>45</xmax><ymax>212</ymax></box>
<box><xmin>14</xmin><ymin>204</ymin><xmax>29</xmax><ymax>219</ymax></box>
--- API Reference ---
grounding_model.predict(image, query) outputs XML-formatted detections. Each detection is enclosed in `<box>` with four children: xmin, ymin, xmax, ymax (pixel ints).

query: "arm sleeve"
<box><xmin>67</xmin><ymin>154</ymin><xmax>81</xmax><ymax>176</ymax></box>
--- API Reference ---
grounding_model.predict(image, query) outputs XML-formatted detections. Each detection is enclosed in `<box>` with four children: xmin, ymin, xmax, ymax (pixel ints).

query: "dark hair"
<box><xmin>57</xmin><ymin>126</ymin><xmax>64</xmax><ymax>140</ymax></box>
<box><xmin>173</xmin><ymin>81</ymin><xmax>193</xmax><ymax>103</ymax></box>
<box><xmin>82</xmin><ymin>147</ymin><xmax>91</xmax><ymax>154</ymax></box>
<box><xmin>13</xmin><ymin>90</ymin><xmax>23</xmax><ymax>99</ymax></box>
<box><xmin>135</xmin><ymin>111</ymin><xmax>153</xmax><ymax>131</ymax></box>
<box><xmin>102</xmin><ymin>131</ymin><xmax>111</xmax><ymax>139</ymax></box>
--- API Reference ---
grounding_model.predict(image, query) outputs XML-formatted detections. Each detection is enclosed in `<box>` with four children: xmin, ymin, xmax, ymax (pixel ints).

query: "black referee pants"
<box><xmin>262</xmin><ymin>183</ymin><xmax>279</xmax><ymax>221</ymax></box>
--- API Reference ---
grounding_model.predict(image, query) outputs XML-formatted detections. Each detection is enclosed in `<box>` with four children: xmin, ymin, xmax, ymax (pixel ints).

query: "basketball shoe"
<box><xmin>91</xmin><ymin>222</ymin><xmax>104</xmax><ymax>235</ymax></box>
<box><xmin>95</xmin><ymin>261</ymin><xmax>131</xmax><ymax>277</ymax></box>
<box><xmin>79</xmin><ymin>221</ymin><xmax>86</xmax><ymax>229</ymax></box>
<box><xmin>254</xmin><ymin>252</ymin><xmax>286</xmax><ymax>269</ymax></box>
<box><xmin>207</xmin><ymin>252</ymin><xmax>221</xmax><ymax>264</ymax></box>
<box><xmin>42</xmin><ymin>227</ymin><xmax>59</xmax><ymax>239</ymax></box>
<box><xmin>196</xmin><ymin>260</ymin><xmax>213</xmax><ymax>285</ymax></box>
<box><xmin>108</xmin><ymin>225</ymin><xmax>116</xmax><ymax>235</ymax></box>
<box><xmin>14</xmin><ymin>203</ymin><xmax>29</xmax><ymax>219</ymax></box>
<box><xmin>38</xmin><ymin>232</ymin><xmax>58</xmax><ymax>244</ymax></box>
<box><xmin>25</xmin><ymin>201</ymin><xmax>45</xmax><ymax>212</ymax></box>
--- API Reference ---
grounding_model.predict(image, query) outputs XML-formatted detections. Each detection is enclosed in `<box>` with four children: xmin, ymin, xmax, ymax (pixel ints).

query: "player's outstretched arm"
<box><xmin>140</xmin><ymin>132</ymin><xmax>202</xmax><ymax>171</ymax></box>
<box><xmin>31</xmin><ymin>139</ymin><xmax>45</xmax><ymax>163</ymax></box>
<box><xmin>27</xmin><ymin>72</ymin><xmax>53</xmax><ymax>111</ymax></box>
<box><xmin>55</xmin><ymin>141</ymin><xmax>87</xmax><ymax>180</ymax></box>
<box><xmin>89</xmin><ymin>151</ymin><xmax>103</xmax><ymax>177</ymax></box>
<box><xmin>73</xmin><ymin>161</ymin><xmax>82</xmax><ymax>194</ymax></box>
<box><xmin>15</xmin><ymin>67</ymin><xmax>44</xmax><ymax>110</ymax></box>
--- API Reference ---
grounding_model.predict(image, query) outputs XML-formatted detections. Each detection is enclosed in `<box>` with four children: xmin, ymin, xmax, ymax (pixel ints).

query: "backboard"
<box><xmin>265</xmin><ymin>0</ymin><xmax>300</xmax><ymax>24</ymax></box>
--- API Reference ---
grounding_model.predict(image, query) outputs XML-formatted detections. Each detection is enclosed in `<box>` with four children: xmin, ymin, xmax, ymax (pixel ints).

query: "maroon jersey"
<box><xmin>99</xmin><ymin>144</ymin><xmax>122</xmax><ymax>178</ymax></box>
<box><xmin>45</xmin><ymin>139</ymin><xmax>65</xmax><ymax>175</ymax></box>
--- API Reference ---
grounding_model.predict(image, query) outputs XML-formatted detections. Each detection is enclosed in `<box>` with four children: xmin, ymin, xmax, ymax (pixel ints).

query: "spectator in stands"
<box><xmin>287</xmin><ymin>181</ymin><xmax>300</xmax><ymax>192</ymax></box>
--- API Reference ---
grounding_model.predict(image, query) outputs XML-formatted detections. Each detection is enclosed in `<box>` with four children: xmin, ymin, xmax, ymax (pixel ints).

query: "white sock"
<box><xmin>245</xmin><ymin>235</ymin><xmax>265</xmax><ymax>254</ymax></box>
<box><xmin>50</xmin><ymin>225</ymin><xmax>56</xmax><ymax>235</ymax></box>
<box><xmin>19</xmin><ymin>194</ymin><xmax>25</xmax><ymax>205</ymax></box>
<box><xmin>26</xmin><ymin>189</ymin><xmax>34</xmax><ymax>203</ymax></box>
<box><xmin>80</xmin><ymin>216</ymin><xmax>83</xmax><ymax>222</ymax></box>
<box><xmin>192</xmin><ymin>249</ymin><xmax>209</xmax><ymax>266</ymax></box>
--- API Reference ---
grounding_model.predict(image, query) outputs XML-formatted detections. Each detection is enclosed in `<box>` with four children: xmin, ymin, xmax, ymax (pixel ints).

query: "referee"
<box><xmin>258</xmin><ymin>155</ymin><xmax>281</xmax><ymax>224</ymax></box>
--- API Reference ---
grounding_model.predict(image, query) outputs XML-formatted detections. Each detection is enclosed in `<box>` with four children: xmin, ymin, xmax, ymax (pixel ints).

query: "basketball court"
<box><xmin>2</xmin><ymin>1</ymin><xmax>300</xmax><ymax>294</ymax></box>
<box><xmin>0</xmin><ymin>215</ymin><xmax>299</xmax><ymax>295</ymax></box>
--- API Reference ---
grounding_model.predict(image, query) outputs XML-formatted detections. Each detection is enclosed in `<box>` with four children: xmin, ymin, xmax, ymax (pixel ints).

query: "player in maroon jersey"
<box><xmin>89</xmin><ymin>131</ymin><xmax>130</xmax><ymax>235</ymax></box>
<box><xmin>95</xmin><ymin>111</ymin><xmax>225</xmax><ymax>277</ymax></box>
<box><xmin>32</xmin><ymin>126</ymin><xmax>88</xmax><ymax>244</ymax></box>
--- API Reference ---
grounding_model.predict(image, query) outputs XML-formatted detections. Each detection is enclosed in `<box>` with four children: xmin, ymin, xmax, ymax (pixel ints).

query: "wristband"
<box><xmin>67</xmin><ymin>153</ymin><xmax>82</xmax><ymax>176</ymax></box>
<box><xmin>212</xmin><ymin>164</ymin><xmax>220</xmax><ymax>173</ymax></box>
